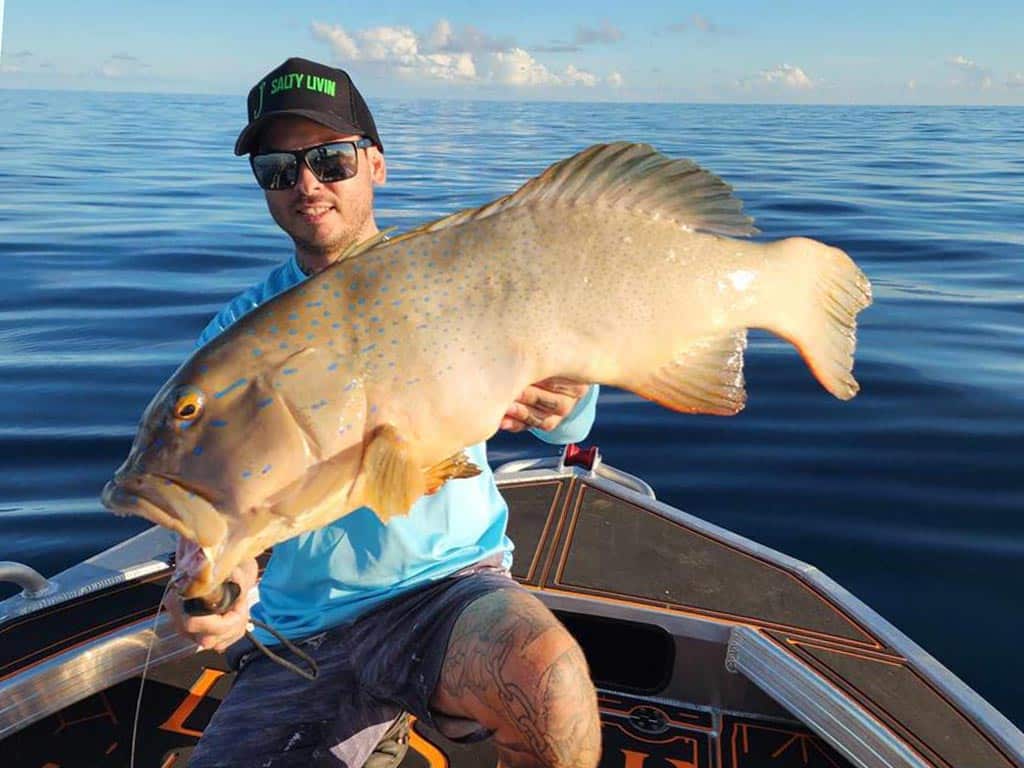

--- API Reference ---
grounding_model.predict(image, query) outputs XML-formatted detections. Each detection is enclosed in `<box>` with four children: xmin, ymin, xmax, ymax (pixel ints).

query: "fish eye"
<box><xmin>172</xmin><ymin>389</ymin><xmax>205</xmax><ymax>422</ymax></box>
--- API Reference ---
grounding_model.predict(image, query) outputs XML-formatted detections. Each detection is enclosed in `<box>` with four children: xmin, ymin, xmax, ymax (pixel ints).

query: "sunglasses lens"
<box><xmin>251</xmin><ymin>153</ymin><xmax>298</xmax><ymax>190</ymax></box>
<box><xmin>306</xmin><ymin>143</ymin><xmax>359</xmax><ymax>183</ymax></box>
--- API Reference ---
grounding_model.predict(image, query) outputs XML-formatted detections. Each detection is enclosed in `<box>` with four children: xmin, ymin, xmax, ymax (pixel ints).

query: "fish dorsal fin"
<box><xmin>387</xmin><ymin>142</ymin><xmax>757</xmax><ymax>244</ymax></box>
<box><xmin>336</xmin><ymin>226</ymin><xmax>399</xmax><ymax>262</ymax></box>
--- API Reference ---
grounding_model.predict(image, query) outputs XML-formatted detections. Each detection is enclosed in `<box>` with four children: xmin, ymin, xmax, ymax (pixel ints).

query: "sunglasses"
<box><xmin>249</xmin><ymin>138</ymin><xmax>375</xmax><ymax>191</ymax></box>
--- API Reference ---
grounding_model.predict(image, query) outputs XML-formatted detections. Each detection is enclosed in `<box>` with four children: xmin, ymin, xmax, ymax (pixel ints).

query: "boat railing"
<box><xmin>0</xmin><ymin>561</ymin><xmax>57</xmax><ymax>600</ymax></box>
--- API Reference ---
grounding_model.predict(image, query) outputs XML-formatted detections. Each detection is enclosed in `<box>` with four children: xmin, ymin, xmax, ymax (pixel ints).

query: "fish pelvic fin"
<box><xmin>425</xmin><ymin>450</ymin><xmax>482</xmax><ymax>495</ymax></box>
<box><xmin>353</xmin><ymin>424</ymin><xmax>426</xmax><ymax>523</ymax></box>
<box><xmin>384</xmin><ymin>143</ymin><xmax>758</xmax><ymax>244</ymax></box>
<box><xmin>629</xmin><ymin>331</ymin><xmax>749</xmax><ymax>416</ymax></box>
<box><xmin>766</xmin><ymin>238</ymin><xmax>873</xmax><ymax>400</ymax></box>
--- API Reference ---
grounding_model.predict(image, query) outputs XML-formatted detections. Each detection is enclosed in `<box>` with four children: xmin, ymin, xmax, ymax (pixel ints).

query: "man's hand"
<box><xmin>165</xmin><ymin>557</ymin><xmax>259</xmax><ymax>653</ymax></box>
<box><xmin>501</xmin><ymin>378</ymin><xmax>590</xmax><ymax>433</ymax></box>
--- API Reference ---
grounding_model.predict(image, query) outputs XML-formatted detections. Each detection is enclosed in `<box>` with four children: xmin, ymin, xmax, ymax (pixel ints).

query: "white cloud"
<box><xmin>96</xmin><ymin>54</ymin><xmax>150</xmax><ymax>79</ymax></box>
<box><xmin>490</xmin><ymin>47</ymin><xmax>560</xmax><ymax>86</ymax></box>
<box><xmin>424</xmin><ymin>20</ymin><xmax>514</xmax><ymax>54</ymax></box>
<box><xmin>575</xmin><ymin>21</ymin><xmax>624</xmax><ymax>45</ymax></box>
<box><xmin>667</xmin><ymin>14</ymin><xmax>721</xmax><ymax>35</ymax></box>
<box><xmin>311</xmin><ymin>20</ymin><xmax>607</xmax><ymax>88</ymax></box>
<box><xmin>311</xmin><ymin>21</ymin><xmax>359</xmax><ymax>60</ymax></box>
<box><xmin>740</xmin><ymin>63</ymin><xmax>815</xmax><ymax>90</ymax></box>
<box><xmin>946</xmin><ymin>54</ymin><xmax>993</xmax><ymax>89</ymax></box>
<box><xmin>607</xmin><ymin>71</ymin><xmax>624</xmax><ymax>88</ymax></box>
<box><xmin>564</xmin><ymin>64</ymin><xmax>598</xmax><ymax>87</ymax></box>
<box><xmin>761</xmin><ymin>64</ymin><xmax>814</xmax><ymax>89</ymax></box>
<box><xmin>1007</xmin><ymin>72</ymin><xmax>1024</xmax><ymax>88</ymax></box>
<box><xmin>906</xmin><ymin>79</ymin><xmax>917</xmax><ymax>90</ymax></box>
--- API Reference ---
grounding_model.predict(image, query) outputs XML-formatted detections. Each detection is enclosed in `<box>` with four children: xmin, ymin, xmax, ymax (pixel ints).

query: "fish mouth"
<box><xmin>102</xmin><ymin>472</ymin><xmax>228</xmax><ymax>598</ymax></box>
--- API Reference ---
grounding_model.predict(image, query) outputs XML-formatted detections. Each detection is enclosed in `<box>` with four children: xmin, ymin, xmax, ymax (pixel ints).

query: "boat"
<box><xmin>2</xmin><ymin>444</ymin><xmax>1022</xmax><ymax>767</ymax></box>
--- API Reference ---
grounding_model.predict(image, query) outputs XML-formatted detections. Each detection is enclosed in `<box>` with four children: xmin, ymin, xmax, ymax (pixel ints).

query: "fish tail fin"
<box><xmin>765</xmin><ymin>237</ymin><xmax>873</xmax><ymax>400</ymax></box>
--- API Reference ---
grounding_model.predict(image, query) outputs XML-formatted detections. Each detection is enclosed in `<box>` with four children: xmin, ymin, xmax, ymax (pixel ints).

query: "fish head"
<box><xmin>103</xmin><ymin>339</ymin><xmax>361</xmax><ymax>598</ymax></box>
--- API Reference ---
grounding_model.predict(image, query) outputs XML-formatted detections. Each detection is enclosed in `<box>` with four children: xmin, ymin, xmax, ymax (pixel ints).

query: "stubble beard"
<box><xmin>283</xmin><ymin>202</ymin><xmax>373</xmax><ymax>273</ymax></box>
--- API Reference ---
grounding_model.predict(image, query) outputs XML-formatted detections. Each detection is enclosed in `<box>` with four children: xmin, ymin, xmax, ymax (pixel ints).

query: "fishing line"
<box><xmin>130</xmin><ymin>575</ymin><xmax>174</xmax><ymax>768</ymax></box>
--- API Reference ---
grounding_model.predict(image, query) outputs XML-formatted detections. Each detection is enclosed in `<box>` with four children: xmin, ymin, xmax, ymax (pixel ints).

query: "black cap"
<box><xmin>234</xmin><ymin>57</ymin><xmax>383</xmax><ymax>156</ymax></box>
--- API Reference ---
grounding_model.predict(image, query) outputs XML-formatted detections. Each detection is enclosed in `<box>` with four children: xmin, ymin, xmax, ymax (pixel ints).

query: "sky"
<box><xmin>1</xmin><ymin>0</ymin><xmax>1022</xmax><ymax>104</ymax></box>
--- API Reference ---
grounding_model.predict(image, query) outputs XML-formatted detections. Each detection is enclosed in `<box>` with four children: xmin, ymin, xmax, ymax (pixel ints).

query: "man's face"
<box><xmin>257</xmin><ymin>116</ymin><xmax>386</xmax><ymax>264</ymax></box>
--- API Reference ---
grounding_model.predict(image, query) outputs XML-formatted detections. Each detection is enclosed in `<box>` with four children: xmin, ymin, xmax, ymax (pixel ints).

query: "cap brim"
<box><xmin>234</xmin><ymin>109</ymin><xmax>365</xmax><ymax>155</ymax></box>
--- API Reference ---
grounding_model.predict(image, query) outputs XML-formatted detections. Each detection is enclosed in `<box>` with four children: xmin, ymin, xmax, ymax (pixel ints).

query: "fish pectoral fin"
<box><xmin>424</xmin><ymin>451</ymin><xmax>482</xmax><ymax>495</ymax></box>
<box><xmin>351</xmin><ymin>424</ymin><xmax>426</xmax><ymax>524</ymax></box>
<box><xmin>629</xmin><ymin>331</ymin><xmax>749</xmax><ymax>416</ymax></box>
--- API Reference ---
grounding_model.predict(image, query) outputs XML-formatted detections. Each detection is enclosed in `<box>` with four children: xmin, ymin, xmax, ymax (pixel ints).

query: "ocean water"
<box><xmin>1</xmin><ymin>90</ymin><xmax>1021</xmax><ymax>725</ymax></box>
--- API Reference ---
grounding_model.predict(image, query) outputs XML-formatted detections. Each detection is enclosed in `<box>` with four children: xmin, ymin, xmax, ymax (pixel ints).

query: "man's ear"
<box><xmin>368</xmin><ymin>148</ymin><xmax>387</xmax><ymax>185</ymax></box>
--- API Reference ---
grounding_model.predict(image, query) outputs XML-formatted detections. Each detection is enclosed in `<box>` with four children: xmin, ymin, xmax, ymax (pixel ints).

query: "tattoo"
<box><xmin>535</xmin><ymin>396</ymin><xmax>560</xmax><ymax>413</ymax></box>
<box><xmin>440</xmin><ymin>591</ymin><xmax>600</xmax><ymax>768</ymax></box>
<box><xmin>525</xmin><ymin>411</ymin><xmax>547</xmax><ymax>428</ymax></box>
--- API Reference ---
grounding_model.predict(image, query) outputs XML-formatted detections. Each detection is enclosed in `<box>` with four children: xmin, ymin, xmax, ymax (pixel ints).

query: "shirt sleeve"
<box><xmin>529</xmin><ymin>384</ymin><xmax>599</xmax><ymax>445</ymax></box>
<box><xmin>196</xmin><ymin>258</ymin><xmax>305</xmax><ymax>347</ymax></box>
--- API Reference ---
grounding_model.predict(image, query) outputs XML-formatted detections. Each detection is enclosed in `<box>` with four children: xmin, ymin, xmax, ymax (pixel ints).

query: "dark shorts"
<box><xmin>188</xmin><ymin>562</ymin><xmax>521</xmax><ymax>767</ymax></box>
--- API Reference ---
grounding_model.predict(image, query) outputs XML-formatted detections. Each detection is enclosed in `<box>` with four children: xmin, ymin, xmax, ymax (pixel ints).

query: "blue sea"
<box><xmin>1</xmin><ymin>91</ymin><xmax>1021</xmax><ymax>725</ymax></box>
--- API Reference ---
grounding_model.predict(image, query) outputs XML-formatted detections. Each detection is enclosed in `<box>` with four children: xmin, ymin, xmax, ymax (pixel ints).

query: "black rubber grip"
<box><xmin>182</xmin><ymin>580</ymin><xmax>242</xmax><ymax>616</ymax></box>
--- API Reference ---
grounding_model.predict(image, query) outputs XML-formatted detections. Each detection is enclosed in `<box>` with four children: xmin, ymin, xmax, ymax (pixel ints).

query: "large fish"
<box><xmin>102</xmin><ymin>142</ymin><xmax>871</xmax><ymax>603</ymax></box>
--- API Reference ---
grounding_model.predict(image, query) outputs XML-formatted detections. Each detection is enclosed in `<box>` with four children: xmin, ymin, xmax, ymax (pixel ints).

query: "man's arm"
<box><xmin>501</xmin><ymin>379</ymin><xmax>599</xmax><ymax>444</ymax></box>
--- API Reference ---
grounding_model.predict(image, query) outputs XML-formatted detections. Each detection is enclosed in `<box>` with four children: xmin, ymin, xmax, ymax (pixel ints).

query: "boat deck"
<box><xmin>2</xmin><ymin>453</ymin><xmax>1021</xmax><ymax>767</ymax></box>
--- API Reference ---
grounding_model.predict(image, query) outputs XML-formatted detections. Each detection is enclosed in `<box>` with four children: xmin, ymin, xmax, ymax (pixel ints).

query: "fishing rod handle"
<box><xmin>182</xmin><ymin>580</ymin><xmax>242</xmax><ymax>616</ymax></box>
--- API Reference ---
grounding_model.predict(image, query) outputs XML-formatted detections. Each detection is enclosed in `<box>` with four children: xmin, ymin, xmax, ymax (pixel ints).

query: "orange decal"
<box><xmin>408</xmin><ymin>716</ymin><xmax>450</xmax><ymax>768</ymax></box>
<box><xmin>158</xmin><ymin>668</ymin><xmax>227</xmax><ymax>737</ymax></box>
<box><xmin>621</xmin><ymin>748</ymin><xmax>697</xmax><ymax>768</ymax></box>
<box><xmin>53</xmin><ymin>691</ymin><xmax>119</xmax><ymax>734</ymax></box>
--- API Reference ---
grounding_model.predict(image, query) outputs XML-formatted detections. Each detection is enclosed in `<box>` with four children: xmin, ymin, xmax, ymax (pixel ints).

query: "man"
<box><xmin>169</xmin><ymin>57</ymin><xmax>602</xmax><ymax>768</ymax></box>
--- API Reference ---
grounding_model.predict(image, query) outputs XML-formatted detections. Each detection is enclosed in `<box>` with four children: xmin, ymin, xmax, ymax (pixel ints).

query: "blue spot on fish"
<box><xmin>215</xmin><ymin>378</ymin><xmax>248</xmax><ymax>398</ymax></box>
<box><xmin>289</xmin><ymin>329</ymin><xmax>297</xmax><ymax>336</ymax></box>
<box><xmin>242</xmin><ymin>470</ymin><xmax>252</xmax><ymax>479</ymax></box>
<box><xmin>328</xmin><ymin>362</ymin><xmax>339</xmax><ymax>371</ymax></box>
<box><xmin>257</xmin><ymin>397</ymin><xmax>274</xmax><ymax>410</ymax></box>
<box><xmin>211</xmin><ymin>419</ymin><xmax>229</xmax><ymax>428</ymax></box>
<box><xmin>343</xmin><ymin>382</ymin><xmax>356</xmax><ymax>392</ymax></box>
<box><xmin>289</xmin><ymin>312</ymin><xmax>298</xmax><ymax>320</ymax></box>
<box><xmin>357</xmin><ymin>298</ymin><xmax>366</xmax><ymax>305</ymax></box>
<box><xmin>252</xmin><ymin>348</ymin><xmax>263</xmax><ymax>357</ymax></box>
<box><xmin>311</xmin><ymin>320</ymin><xmax>320</xmax><ymax>326</ymax></box>
<box><xmin>392</xmin><ymin>300</ymin><xmax>402</xmax><ymax>307</ymax></box>
<box><xmin>332</xmin><ymin>322</ymin><xmax>341</xmax><ymax>329</ymax></box>
<box><xmin>307</xmin><ymin>301</ymin><xmax>322</xmax><ymax>307</ymax></box>
<box><xmin>262</xmin><ymin>464</ymin><xmax>272</xmax><ymax>474</ymax></box>
<box><xmin>283</xmin><ymin>368</ymin><xmax>298</xmax><ymax>375</ymax></box>
<box><xmin>311</xmin><ymin>400</ymin><xmax>328</xmax><ymax>410</ymax></box>
<box><xmin>270</xmin><ymin>325</ymin><xmax>279</xmax><ymax>334</ymax></box>
<box><xmin>306</xmin><ymin>333</ymin><xmax>315</xmax><ymax>340</ymax></box>
<box><xmin>280</xmin><ymin>342</ymin><xmax>289</xmax><ymax>349</ymax></box>
<box><xmin>362</xmin><ymin>344</ymin><xmax>377</xmax><ymax>353</ymax></box>
<box><xmin>370</xmin><ymin>404</ymin><xmax>378</xmax><ymax>414</ymax></box>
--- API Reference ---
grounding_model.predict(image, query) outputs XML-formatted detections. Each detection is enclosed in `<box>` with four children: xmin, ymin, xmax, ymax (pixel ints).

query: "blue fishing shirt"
<box><xmin>197</xmin><ymin>254</ymin><xmax>598</xmax><ymax>641</ymax></box>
